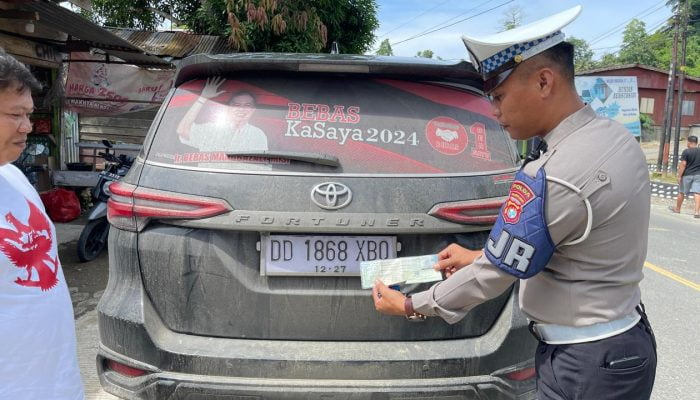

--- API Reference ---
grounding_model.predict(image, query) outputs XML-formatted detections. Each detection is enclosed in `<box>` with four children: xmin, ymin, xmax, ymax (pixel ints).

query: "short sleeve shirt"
<box><xmin>0</xmin><ymin>164</ymin><xmax>84</xmax><ymax>400</ymax></box>
<box><xmin>680</xmin><ymin>147</ymin><xmax>700</xmax><ymax>176</ymax></box>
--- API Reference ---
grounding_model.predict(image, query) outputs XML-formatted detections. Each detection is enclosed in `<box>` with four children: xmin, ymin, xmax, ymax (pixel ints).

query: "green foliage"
<box><xmin>415</xmin><ymin>49</ymin><xmax>434</xmax><ymax>59</ymax></box>
<box><xmin>568</xmin><ymin>36</ymin><xmax>595</xmax><ymax>72</ymax></box>
<box><xmin>86</xmin><ymin>0</ymin><xmax>379</xmax><ymax>54</ymax></box>
<box><xmin>499</xmin><ymin>5</ymin><xmax>523</xmax><ymax>31</ymax></box>
<box><xmin>569</xmin><ymin>12</ymin><xmax>700</xmax><ymax>78</ymax></box>
<box><xmin>375</xmin><ymin>39</ymin><xmax>393</xmax><ymax>56</ymax></box>
<box><xmin>89</xmin><ymin>0</ymin><xmax>163</xmax><ymax>30</ymax></box>
<box><xmin>640</xmin><ymin>113</ymin><xmax>656</xmax><ymax>141</ymax></box>
<box><xmin>618</xmin><ymin>19</ymin><xmax>659</xmax><ymax>65</ymax></box>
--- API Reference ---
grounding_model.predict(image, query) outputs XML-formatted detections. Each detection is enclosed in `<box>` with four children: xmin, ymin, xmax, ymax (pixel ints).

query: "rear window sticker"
<box><xmin>425</xmin><ymin>116</ymin><xmax>468</xmax><ymax>156</ymax></box>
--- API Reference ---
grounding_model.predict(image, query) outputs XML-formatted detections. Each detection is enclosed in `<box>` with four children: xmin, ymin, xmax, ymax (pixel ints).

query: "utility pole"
<box><xmin>657</xmin><ymin>12</ymin><xmax>680</xmax><ymax>175</ymax></box>
<box><xmin>672</xmin><ymin>0</ymin><xmax>690</xmax><ymax>175</ymax></box>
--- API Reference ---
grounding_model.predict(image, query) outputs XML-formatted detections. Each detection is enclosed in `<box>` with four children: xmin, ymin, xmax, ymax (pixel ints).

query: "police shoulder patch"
<box><xmin>502</xmin><ymin>180</ymin><xmax>535</xmax><ymax>224</ymax></box>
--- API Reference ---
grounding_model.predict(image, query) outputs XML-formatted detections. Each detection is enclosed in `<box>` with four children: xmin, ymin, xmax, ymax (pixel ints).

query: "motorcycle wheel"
<box><xmin>77</xmin><ymin>219</ymin><xmax>110</xmax><ymax>262</ymax></box>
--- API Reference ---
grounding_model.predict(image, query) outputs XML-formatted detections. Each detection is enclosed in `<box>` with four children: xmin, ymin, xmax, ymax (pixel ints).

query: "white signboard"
<box><xmin>575</xmin><ymin>76</ymin><xmax>641</xmax><ymax>137</ymax></box>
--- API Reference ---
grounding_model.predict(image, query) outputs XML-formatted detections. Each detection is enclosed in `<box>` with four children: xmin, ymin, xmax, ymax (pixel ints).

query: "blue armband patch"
<box><xmin>484</xmin><ymin>167</ymin><xmax>555</xmax><ymax>279</ymax></box>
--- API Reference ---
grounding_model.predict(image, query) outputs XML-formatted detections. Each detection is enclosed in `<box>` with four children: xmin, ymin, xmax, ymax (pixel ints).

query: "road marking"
<box><xmin>644</xmin><ymin>261</ymin><xmax>700</xmax><ymax>292</ymax></box>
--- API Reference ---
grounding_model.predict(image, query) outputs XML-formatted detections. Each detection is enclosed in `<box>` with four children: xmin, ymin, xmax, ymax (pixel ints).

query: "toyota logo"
<box><xmin>311</xmin><ymin>182</ymin><xmax>352</xmax><ymax>210</ymax></box>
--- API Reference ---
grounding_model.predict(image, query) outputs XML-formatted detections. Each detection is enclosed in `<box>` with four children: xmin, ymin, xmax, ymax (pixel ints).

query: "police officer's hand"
<box><xmin>372</xmin><ymin>280</ymin><xmax>406</xmax><ymax>316</ymax></box>
<box><xmin>434</xmin><ymin>244</ymin><xmax>483</xmax><ymax>278</ymax></box>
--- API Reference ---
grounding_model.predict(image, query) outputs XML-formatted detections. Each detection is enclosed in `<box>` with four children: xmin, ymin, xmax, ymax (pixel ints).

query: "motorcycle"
<box><xmin>13</xmin><ymin>142</ymin><xmax>48</xmax><ymax>189</ymax></box>
<box><xmin>77</xmin><ymin>140</ymin><xmax>133</xmax><ymax>262</ymax></box>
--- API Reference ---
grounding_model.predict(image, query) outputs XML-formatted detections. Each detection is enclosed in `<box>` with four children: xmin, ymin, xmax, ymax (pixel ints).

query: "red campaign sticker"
<box><xmin>470</xmin><ymin>122</ymin><xmax>491</xmax><ymax>160</ymax></box>
<box><xmin>425</xmin><ymin>116</ymin><xmax>468</xmax><ymax>155</ymax></box>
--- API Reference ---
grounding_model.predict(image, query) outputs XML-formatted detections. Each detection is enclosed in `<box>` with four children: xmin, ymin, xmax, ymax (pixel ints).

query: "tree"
<box><xmin>84</xmin><ymin>0</ymin><xmax>379</xmax><ymax>54</ymax></box>
<box><xmin>568</xmin><ymin>36</ymin><xmax>595</xmax><ymax>72</ymax></box>
<box><xmin>415</xmin><ymin>49</ymin><xmax>434</xmax><ymax>59</ymax></box>
<box><xmin>639</xmin><ymin>113</ymin><xmax>656</xmax><ymax>141</ymax></box>
<box><xmin>375</xmin><ymin>38</ymin><xmax>393</xmax><ymax>56</ymax></box>
<box><xmin>579</xmin><ymin>1</ymin><xmax>700</xmax><ymax>77</ymax></box>
<box><xmin>499</xmin><ymin>5</ymin><xmax>524</xmax><ymax>31</ymax></box>
<box><xmin>618</xmin><ymin>19</ymin><xmax>659</xmax><ymax>65</ymax></box>
<box><xmin>596</xmin><ymin>53</ymin><xmax>620</xmax><ymax>69</ymax></box>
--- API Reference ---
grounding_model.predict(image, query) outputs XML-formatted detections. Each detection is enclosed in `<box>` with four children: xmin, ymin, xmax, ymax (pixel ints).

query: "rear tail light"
<box><xmin>105</xmin><ymin>359</ymin><xmax>148</xmax><ymax>377</ymax></box>
<box><xmin>107</xmin><ymin>182</ymin><xmax>232</xmax><ymax>231</ymax></box>
<box><xmin>505</xmin><ymin>366</ymin><xmax>536</xmax><ymax>381</ymax></box>
<box><xmin>428</xmin><ymin>198</ymin><xmax>505</xmax><ymax>225</ymax></box>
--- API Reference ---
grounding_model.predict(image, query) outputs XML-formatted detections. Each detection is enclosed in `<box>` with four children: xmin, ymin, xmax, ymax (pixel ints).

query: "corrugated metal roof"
<box><xmin>107</xmin><ymin>29</ymin><xmax>233</xmax><ymax>59</ymax></box>
<box><xmin>20</xmin><ymin>1</ymin><xmax>170</xmax><ymax>66</ymax></box>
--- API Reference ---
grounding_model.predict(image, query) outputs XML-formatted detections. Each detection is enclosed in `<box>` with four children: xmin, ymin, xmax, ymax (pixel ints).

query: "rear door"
<box><xmin>136</xmin><ymin>72</ymin><xmax>519</xmax><ymax>340</ymax></box>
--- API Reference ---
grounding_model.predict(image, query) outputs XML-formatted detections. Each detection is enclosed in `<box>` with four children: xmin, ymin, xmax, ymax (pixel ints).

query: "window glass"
<box><xmin>681</xmin><ymin>100</ymin><xmax>695</xmax><ymax>116</ymax></box>
<box><xmin>147</xmin><ymin>75</ymin><xmax>517</xmax><ymax>174</ymax></box>
<box><xmin>640</xmin><ymin>97</ymin><xmax>654</xmax><ymax>114</ymax></box>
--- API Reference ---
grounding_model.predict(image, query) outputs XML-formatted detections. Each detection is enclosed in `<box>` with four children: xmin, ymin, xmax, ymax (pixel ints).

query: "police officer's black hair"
<box><xmin>689</xmin><ymin>135</ymin><xmax>698</xmax><ymax>143</ymax></box>
<box><xmin>0</xmin><ymin>48</ymin><xmax>42</xmax><ymax>93</ymax></box>
<box><xmin>537</xmin><ymin>41</ymin><xmax>575</xmax><ymax>85</ymax></box>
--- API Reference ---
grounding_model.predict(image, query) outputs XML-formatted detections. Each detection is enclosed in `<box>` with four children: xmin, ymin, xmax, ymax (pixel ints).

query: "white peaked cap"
<box><xmin>462</xmin><ymin>5</ymin><xmax>582</xmax><ymax>87</ymax></box>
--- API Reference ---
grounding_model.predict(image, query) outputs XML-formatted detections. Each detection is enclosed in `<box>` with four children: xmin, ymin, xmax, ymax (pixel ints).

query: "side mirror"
<box><xmin>102</xmin><ymin>139</ymin><xmax>113</xmax><ymax>149</ymax></box>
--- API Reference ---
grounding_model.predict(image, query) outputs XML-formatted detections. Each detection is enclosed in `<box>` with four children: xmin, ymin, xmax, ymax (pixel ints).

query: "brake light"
<box><xmin>428</xmin><ymin>198</ymin><xmax>505</xmax><ymax>224</ymax></box>
<box><xmin>505</xmin><ymin>366</ymin><xmax>536</xmax><ymax>381</ymax></box>
<box><xmin>107</xmin><ymin>182</ymin><xmax>232</xmax><ymax>231</ymax></box>
<box><xmin>105</xmin><ymin>359</ymin><xmax>148</xmax><ymax>377</ymax></box>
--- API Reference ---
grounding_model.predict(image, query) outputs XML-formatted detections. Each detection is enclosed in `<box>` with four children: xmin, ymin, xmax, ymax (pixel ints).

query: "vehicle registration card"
<box><xmin>360</xmin><ymin>254</ymin><xmax>442</xmax><ymax>289</ymax></box>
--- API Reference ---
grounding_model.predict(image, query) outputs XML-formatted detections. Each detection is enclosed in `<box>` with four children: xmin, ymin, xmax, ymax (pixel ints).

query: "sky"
<box><xmin>372</xmin><ymin>0</ymin><xmax>673</xmax><ymax>60</ymax></box>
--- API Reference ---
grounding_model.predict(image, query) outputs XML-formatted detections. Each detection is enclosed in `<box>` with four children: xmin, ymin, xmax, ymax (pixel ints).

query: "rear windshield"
<box><xmin>147</xmin><ymin>74</ymin><xmax>517</xmax><ymax>175</ymax></box>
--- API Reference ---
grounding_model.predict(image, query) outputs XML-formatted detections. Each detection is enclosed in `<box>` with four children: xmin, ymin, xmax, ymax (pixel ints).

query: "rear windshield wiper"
<box><xmin>226</xmin><ymin>150</ymin><xmax>340</xmax><ymax>167</ymax></box>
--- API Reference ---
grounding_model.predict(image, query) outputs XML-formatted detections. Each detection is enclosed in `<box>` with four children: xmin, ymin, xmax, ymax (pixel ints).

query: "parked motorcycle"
<box><xmin>13</xmin><ymin>143</ymin><xmax>48</xmax><ymax>189</ymax></box>
<box><xmin>77</xmin><ymin>141</ymin><xmax>133</xmax><ymax>262</ymax></box>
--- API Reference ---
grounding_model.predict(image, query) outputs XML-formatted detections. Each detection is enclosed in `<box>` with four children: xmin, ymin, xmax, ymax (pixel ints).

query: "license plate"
<box><xmin>261</xmin><ymin>234</ymin><xmax>397</xmax><ymax>276</ymax></box>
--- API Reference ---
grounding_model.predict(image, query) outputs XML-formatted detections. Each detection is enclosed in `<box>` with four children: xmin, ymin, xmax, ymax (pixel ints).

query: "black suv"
<box><xmin>97</xmin><ymin>53</ymin><xmax>536</xmax><ymax>399</ymax></box>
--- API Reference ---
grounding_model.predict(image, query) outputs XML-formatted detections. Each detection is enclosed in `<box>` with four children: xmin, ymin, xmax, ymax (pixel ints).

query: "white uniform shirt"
<box><xmin>0</xmin><ymin>164</ymin><xmax>84</xmax><ymax>399</ymax></box>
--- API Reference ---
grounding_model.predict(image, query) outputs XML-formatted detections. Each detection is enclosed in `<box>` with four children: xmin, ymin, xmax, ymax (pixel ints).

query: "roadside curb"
<box><xmin>651</xmin><ymin>181</ymin><xmax>679</xmax><ymax>199</ymax></box>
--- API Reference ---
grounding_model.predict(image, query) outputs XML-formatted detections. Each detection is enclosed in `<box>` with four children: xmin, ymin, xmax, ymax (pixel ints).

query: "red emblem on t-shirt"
<box><xmin>425</xmin><ymin>116</ymin><xmax>468</xmax><ymax>155</ymax></box>
<box><xmin>0</xmin><ymin>199</ymin><xmax>59</xmax><ymax>291</ymax></box>
<box><xmin>503</xmin><ymin>181</ymin><xmax>535</xmax><ymax>224</ymax></box>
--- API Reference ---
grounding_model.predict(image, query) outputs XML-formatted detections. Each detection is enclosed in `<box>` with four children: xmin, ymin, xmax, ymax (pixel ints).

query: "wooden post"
<box><xmin>672</xmin><ymin>0</ymin><xmax>690</xmax><ymax>175</ymax></box>
<box><xmin>658</xmin><ymin>13</ymin><xmax>680</xmax><ymax>176</ymax></box>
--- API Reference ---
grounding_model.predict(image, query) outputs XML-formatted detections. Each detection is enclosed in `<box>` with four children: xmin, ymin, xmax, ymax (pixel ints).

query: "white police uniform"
<box><xmin>409</xmin><ymin>6</ymin><xmax>657</xmax><ymax>399</ymax></box>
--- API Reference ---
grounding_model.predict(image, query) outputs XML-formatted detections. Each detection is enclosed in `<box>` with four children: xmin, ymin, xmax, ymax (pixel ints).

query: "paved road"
<box><xmin>57</xmin><ymin>199</ymin><xmax>700</xmax><ymax>399</ymax></box>
<box><xmin>644</xmin><ymin>199</ymin><xmax>700</xmax><ymax>400</ymax></box>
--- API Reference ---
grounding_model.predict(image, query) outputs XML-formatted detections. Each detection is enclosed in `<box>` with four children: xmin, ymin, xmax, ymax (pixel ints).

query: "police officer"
<box><xmin>372</xmin><ymin>6</ymin><xmax>657</xmax><ymax>399</ymax></box>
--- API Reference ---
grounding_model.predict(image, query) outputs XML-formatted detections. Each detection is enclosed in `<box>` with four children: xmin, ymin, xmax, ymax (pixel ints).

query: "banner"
<box><xmin>575</xmin><ymin>76</ymin><xmax>641</xmax><ymax>137</ymax></box>
<box><xmin>64</xmin><ymin>52</ymin><xmax>174</xmax><ymax>116</ymax></box>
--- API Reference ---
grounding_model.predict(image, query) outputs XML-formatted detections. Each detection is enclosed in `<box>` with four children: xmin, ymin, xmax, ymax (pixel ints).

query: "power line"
<box><xmin>375</xmin><ymin>0</ymin><xmax>453</xmax><ymax>40</ymax></box>
<box><xmin>588</xmin><ymin>0</ymin><xmax>668</xmax><ymax>45</ymax></box>
<box><xmin>391</xmin><ymin>0</ymin><xmax>515</xmax><ymax>47</ymax></box>
<box><xmin>590</xmin><ymin>17</ymin><xmax>669</xmax><ymax>55</ymax></box>
<box><xmin>403</xmin><ymin>0</ymin><xmax>499</xmax><ymax>41</ymax></box>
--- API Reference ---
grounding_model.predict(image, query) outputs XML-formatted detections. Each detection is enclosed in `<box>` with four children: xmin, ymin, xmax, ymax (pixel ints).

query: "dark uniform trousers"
<box><xmin>535</xmin><ymin>307</ymin><xmax>657</xmax><ymax>400</ymax></box>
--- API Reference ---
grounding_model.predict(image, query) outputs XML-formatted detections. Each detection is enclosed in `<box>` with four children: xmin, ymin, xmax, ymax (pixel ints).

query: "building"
<box><xmin>0</xmin><ymin>0</ymin><xmax>172</xmax><ymax>190</ymax></box>
<box><xmin>578</xmin><ymin>64</ymin><xmax>700</xmax><ymax>138</ymax></box>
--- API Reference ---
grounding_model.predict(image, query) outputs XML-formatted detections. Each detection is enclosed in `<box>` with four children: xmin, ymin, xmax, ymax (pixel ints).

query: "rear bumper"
<box><xmin>98</xmin><ymin>361</ymin><xmax>536</xmax><ymax>400</ymax></box>
<box><xmin>97</xmin><ymin>230</ymin><xmax>537</xmax><ymax>399</ymax></box>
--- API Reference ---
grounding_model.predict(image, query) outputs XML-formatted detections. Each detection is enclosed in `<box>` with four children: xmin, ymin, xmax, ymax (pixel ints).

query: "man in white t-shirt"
<box><xmin>176</xmin><ymin>76</ymin><xmax>268</xmax><ymax>152</ymax></box>
<box><xmin>0</xmin><ymin>49</ymin><xmax>84</xmax><ymax>399</ymax></box>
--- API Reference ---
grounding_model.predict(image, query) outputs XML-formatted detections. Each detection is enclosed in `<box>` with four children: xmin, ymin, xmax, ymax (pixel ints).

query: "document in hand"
<box><xmin>360</xmin><ymin>254</ymin><xmax>443</xmax><ymax>289</ymax></box>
